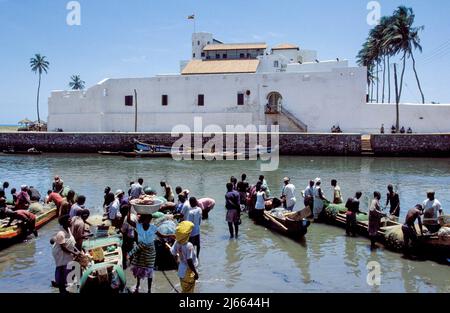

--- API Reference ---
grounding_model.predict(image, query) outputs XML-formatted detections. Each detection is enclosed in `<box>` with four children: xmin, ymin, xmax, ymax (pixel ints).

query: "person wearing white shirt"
<box><xmin>106</xmin><ymin>190</ymin><xmax>123</xmax><ymax>227</ymax></box>
<box><xmin>281</xmin><ymin>177</ymin><xmax>296</xmax><ymax>211</ymax></box>
<box><xmin>422</xmin><ymin>190</ymin><xmax>443</xmax><ymax>233</ymax></box>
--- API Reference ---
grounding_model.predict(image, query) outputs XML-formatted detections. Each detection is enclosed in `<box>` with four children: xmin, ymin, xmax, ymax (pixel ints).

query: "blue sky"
<box><xmin>0</xmin><ymin>0</ymin><xmax>449</xmax><ymax>123</ymax></box>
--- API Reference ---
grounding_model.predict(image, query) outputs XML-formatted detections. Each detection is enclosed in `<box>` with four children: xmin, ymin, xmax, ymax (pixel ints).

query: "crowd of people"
<box><xmin>380</xmin><ymin>124</ymin><xmax>414</xmax><ymax>134</ymax></box>
<box><xmin>223</xmin><ymin>174</ymin><xmax>445</xmax><ymax>253</ymax></box>
<box><xmin>0</xmin><ymin>173</ymin><xmax>446</xmax><ymax>293</ymax></box>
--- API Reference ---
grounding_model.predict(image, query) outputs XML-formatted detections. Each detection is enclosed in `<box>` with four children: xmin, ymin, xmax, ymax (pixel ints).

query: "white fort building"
<box><xmin>48</xmin><ymin>32</ymin><xmax>450</xmax><ymax>133</ymax></box>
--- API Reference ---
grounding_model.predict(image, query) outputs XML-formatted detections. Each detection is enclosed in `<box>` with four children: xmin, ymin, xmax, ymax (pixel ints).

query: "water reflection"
<box><xmin>224</xmin><ymin>240</ymin><xmax>241</xmax><ymax>289</ymax></box>
<box><xmin>1</xmin><ymin>154</ymin><xmax>449</xmax><ymax>293</ymax></box>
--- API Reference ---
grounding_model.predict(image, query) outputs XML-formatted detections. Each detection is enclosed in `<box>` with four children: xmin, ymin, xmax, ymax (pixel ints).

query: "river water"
<box><xmin>0</xmin><ymin>154</ymin><xmax>449</xmax><ymax>293</ymax></box>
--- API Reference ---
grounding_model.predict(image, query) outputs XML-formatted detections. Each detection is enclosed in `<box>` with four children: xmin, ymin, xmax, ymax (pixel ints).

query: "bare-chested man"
<box><xmin>402</xmin><ymin>204</ymin><xmax>424</xmax><ymax>252</ymax></box>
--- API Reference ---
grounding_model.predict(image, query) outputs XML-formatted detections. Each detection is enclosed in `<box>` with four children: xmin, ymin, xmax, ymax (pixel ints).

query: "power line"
<box><xmin>420</xmin><ymin>39</ymin><xmax>450</xmax><ymax>63</ymax></box>
<box><xmin>422</xmin><ymin>48</ymin><xmax>450</xmax><ymax>65</ymax></box>
<box><xmin>421</xmin><ymin>39</ymin><xmax>450</xmax><ymax>59</ymax></box>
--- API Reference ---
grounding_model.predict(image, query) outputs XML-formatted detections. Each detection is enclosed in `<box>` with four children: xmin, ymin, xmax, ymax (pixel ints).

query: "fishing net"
<box><xmin>437</xmin><ymin>227</ymin><xmax>450</xmax><ymax>237</ymax></box>
<box><xmin>153</xmin><ymin>214</ymin><xmax>177</xmax><ymax>235</ymax></box>
<box><xmin>383</xmin><ymin>224</ymin><xmax>427</xmax><ymax>251</ymax></box>
<box><xmin>356</xmin><ymin>214</ymin><xmax>369</xmax><ymax>222</ymax></box>
<box><xmin>324</xmin><ymin>203</ymin><xmax>347</xmax><ymax>220</ymax></box>
<box><xmin>270</xmin><ymin>208</ymin><xmax>287</xmax><ymax>219</ymax></box>
<box><xmin>383</xmin><ymin>225</ymin><xmax>405</xmax><ymax>251</ymax></box>
<box><xmin>157</xmin><ymin>220</ymin><xmax>177</xmax><ymax>236</ymax></box>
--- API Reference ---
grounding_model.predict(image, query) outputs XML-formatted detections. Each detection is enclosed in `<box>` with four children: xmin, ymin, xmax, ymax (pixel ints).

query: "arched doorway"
<box><xmin>266</xmin><ymin>92</ymin><xmax>282</xmax><ymax>114</ymax></box>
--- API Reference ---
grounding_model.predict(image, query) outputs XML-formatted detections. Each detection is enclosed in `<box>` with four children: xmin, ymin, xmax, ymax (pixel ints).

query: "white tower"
<box><xmin>192</xmin><ymin>32</ymin><xmax>214</xmax><ymax>60</ymax></box>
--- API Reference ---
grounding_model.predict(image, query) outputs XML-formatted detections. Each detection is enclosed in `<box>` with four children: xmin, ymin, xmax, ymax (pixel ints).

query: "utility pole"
<box><xmin>134</xmin><ymin>89</ymin><xmax>138</xmax><ymax>132</ymax></box>
<box><xmin>394</xmin><ymin>64</ymin><xmax>400</xmax><ymax>133</ymax></box>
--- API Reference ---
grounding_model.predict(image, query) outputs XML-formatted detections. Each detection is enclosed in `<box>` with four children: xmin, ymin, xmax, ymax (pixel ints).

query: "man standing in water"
<box><xmin>385</xmin><ymin>184</ymin><xmax>400</xmax><ymax>220</ymax></box>
<box><xmin>281</xmin><ymin>177</ymin><xmax>296</xmax><ymax>211</ymax></box>
<box><xmin>422</xmin><ymin>190</ymin><xmax>443</xmax><ymax>233</ymax></box>
<box><xmin>186</xmin><ymin>197</ymin><xmax>202</xmax><ymax>257</ymax></box>
<box><xmin>368</xmin><ymin>192</ymin><xmax>386</xmax><ymax>249</ymax></box>
<box><xmin>225</xmin><ymin>182</ymin><xmax>241</xmax><ymax>239</ymax></box>
<box><xmin>303</xmin><ymin>180</ymin><xmax>315</xmax><ymax>209</ymax></box>
<box><xmin>237</xmin><ymin>173</ymin><xmax>249</xmax><ymax>208</ymax></box>
<box><xmin>331</xmin><ymin>179</ymin><xmax>343</xmax><ymax>204</ymax></box>
<box><xmin>402</xmin><ymin>204</ymin><xmax>424</xmax><ymax>254</ymax></box>
<box><xmin>52</xmin><ymin>176</ymin><xmax>64</xmax><ymax>195</ymax></box>
<box><xmin>346</xmin><ymin>192</ymin><xmax>363</xmax><ymax>236</ymax></box>
<box><xmin>129</xmin><ymin>178</ymin><xmax>144</xmax><ymax>200</ymax></box>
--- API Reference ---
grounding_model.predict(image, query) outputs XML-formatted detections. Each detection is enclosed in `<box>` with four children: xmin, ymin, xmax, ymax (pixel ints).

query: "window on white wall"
<box><xmin>237</xmin><ymin>93</ymin><xmax>244</xmax><ymax>105</ymax></box>
<box><xmin>124</xmin><ymin>95</ymin><xmax>133</xmax><ymax>106</ymax></box>
<box><xmin>162</xmin><ymin>95</ymin><xmax>168</xmax><ymax>106</ymax></box>
<box><xmin>274</xmin><ymin>61</ymin><xmax>279</xmax><ymax>68</ymax></box>
<box><xmin>198</xmin><ymin>94</ymin><xmax>205</xmax><ymax>106</ymax></box>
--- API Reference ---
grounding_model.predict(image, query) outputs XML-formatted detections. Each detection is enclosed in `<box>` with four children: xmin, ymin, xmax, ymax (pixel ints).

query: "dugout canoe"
<box><xmin>322</xmin><ymin>202</ymin><xmax>450</xmax><ymax>257</ymax></box>
<box><xmin>98</xmin><ymin>151</ymin><xmax>121</xmax><ymax>156</ymax></box>
<box><xmin>0</xmin><ymin>205</ymin><xmax>58</xmax><ymax>245</ymax></box>
<box><xmin>2</xmin><ymin>150</ymin><xmax>42</xmax><ymax>155</ymax></box>
<box><xmin>75</xmin><ymin>235</ymin><xmax>126</xmax><ymax>293</ymax></box>
<box><xmin>133</xmin><ymin>139</ymin><xmax>172</xmax><ymax>153</ymax></box>
<box><xmin>261</xmin><ymin>207</ymin><xmax>311</xmax><ymax>239</ymax></box>
<box><xmin>134</xmin><ymin>150</ymin><xmax>172</xmax><ymax>158</ymax></box>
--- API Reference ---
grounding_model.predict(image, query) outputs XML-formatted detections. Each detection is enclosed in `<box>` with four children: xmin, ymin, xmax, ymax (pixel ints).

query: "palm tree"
<box><xmin>69</xmin><ymin>75</ymin><xmax>86</xmax><ymax>90</ymax></box>
<box><xmin>357</xmin><ymin>41</ymin><xmax>377</xmax><ymax>102</ymax></box>
<box><xmin>30</xmin><ymin>54</ymin><xmax>49</xmax><ymax>125</ymax></box>
<box><xmin>384</xmin><ymin>6</ymin><xmax>425</xmax><ymax>103</ymax></box>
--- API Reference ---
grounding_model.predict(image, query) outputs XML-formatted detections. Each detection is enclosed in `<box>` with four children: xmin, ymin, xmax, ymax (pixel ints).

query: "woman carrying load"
<box><xmin>126</xmin><ymin>210</ymin><xmax>173</xmax><ymax>293</ymax></box>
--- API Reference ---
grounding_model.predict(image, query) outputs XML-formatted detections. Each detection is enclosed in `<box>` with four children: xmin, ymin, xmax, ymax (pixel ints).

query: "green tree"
<box><xmin>69</xmin><ymin>75</ymin><xmax>86</xmax><ymax>90</ymax></box>
<box><xmin>384</xmin><ymin>6</ymin><xmax>425</xmax><ymax>103</ymax></box>
<box><xmin>30</xmin><ymin>54</ymin><xmax>50</xmax><ymax>124</ymax></box>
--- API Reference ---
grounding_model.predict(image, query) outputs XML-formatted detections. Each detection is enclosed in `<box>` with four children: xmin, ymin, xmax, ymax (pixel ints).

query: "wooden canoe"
<box><xmin>133</xmin><ymin>150</ymin><xmax>172</xmax><ymax>158</ymax></box>
<box><xmin>76</xmin><ymin>235</ymin><xmax>126</xmax><ymax>293</ymax></box>
<box><xmin>98</xmin><ymin>151</ymin><xmax>121</xmax><ymax>156</ymax></box>
<box><xmin>2</xmin><ymin>150</ymin><xmax>42</xmax><ymax>155</ymax></box>
<box><xmin>0</xmin><ymin>205</ymin><xmax>58</xmax><ymax>244</ymax></box>
<box><xmin>133</xmin><ymin>139</ymin><xmax>172</xmax><ymax>153</ymax></box>
<box><xmin>120</xmin><ymin>150</ymin><xmax>172</xmax><ymax>158</ymax></box>
<box><xmin>322</xmin><ymin>203</ymin><xmax>450</xmax><ymax>257</ymax></box>
<box><xmin>261</xmin><ymin>207</ymin><xmax>311</xmax><ymax>239</ymax></box>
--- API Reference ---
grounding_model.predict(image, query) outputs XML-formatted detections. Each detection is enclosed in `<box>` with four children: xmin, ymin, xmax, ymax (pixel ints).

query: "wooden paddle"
<box><xmin>264</xmin><ymin>211</ymin><xmax>288</xmax><ymax>232</ymax></box>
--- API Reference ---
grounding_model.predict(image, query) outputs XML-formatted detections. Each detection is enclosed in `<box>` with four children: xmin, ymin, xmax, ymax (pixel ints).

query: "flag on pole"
<box><xmin>187</xmin><ymin>14</ymin><xmax>195</xmax><ymax>19</ymax></box>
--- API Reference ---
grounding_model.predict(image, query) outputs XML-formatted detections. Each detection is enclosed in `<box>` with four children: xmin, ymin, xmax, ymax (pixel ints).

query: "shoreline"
<box><xmin>0</xmin><ymin>131</ymin><xmax>449</xmax><ymax>157</ymax></box>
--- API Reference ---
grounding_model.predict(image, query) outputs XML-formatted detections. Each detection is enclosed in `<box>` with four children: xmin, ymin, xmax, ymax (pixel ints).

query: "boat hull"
<box><xmin>258</xmin><ymin>208</ymin><xmax>311</xmax><ymax>240</ymax></box>
<box><xmin>322</xmin><ymin>203</ymin><xmax>450</xmax><ymax>259</ymax></box>
<box><xmin>2</xmin><ymin>150</ymin><xmax>42</xmax><ymax>155</ymax></box>
<box><xmin>78</xmin><ymin>235</ymin><xmax>126</xmax><ymax>293</ymax></box>
<box><xmin>0</xmin><ymin>206</ymin><xmax>58</xmax><ymax>248</ymax></box>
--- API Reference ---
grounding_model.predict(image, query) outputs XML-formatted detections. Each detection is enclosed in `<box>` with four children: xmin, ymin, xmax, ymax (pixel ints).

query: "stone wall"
<box><xmin>0</xmin><ymin>132</ymin><xmax>362</xmax><ymax>156</ymax></box>
<box><xmin>371</xmin><ymin>134</ymin><xmax>450</xmax><ymax>157</ymax></box>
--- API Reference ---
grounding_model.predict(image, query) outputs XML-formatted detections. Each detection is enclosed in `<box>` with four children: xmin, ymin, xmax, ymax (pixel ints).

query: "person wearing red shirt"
<box><xmin>0</xmin><ymin>207</ymin><xmax>38</xmax><ymax>237</ymax></box>
<box><xmin>15</xmin><ymin>185</ymin><xmax>31</xmax><ymax>211</ymax></box>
